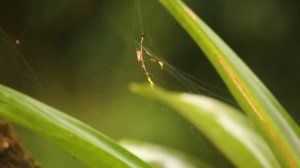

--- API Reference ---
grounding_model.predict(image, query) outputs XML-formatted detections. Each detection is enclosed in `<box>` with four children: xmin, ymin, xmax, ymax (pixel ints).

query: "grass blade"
<box><xmin>158</xmin><ymin>0</ymin><xmax>300</xmax><ymax>167</ymax></box>
<box><xmin>131</xmin><ymin>84</ymin><xmax>280</xmax><ymax>168</ymax></box>
<box><xmin>0</xmin><ymin>84</ymin><xmax>151</xmax><ymax>168</ymax></box>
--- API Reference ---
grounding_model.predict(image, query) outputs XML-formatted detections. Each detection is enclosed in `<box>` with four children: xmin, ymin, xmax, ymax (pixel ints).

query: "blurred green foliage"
<box><xmin>1</xmin><ymin>0</ymin><xmax>300</xmax><ymax>167</ymax></box>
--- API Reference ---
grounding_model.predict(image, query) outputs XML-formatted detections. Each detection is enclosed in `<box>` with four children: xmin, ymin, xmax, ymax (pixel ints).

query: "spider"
<box><xmin>136</xmin><ymin>33</ymin><xmax>163</xmax><ymax>88</ymax></box>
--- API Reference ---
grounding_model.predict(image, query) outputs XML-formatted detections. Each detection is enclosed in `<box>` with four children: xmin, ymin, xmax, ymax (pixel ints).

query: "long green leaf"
<box><xmin>120</xmin><ymin>139</ymin><xmax>212</xmax><ymax>168</ymax></box>
<box><xmin>131</xmin><ymin>84</ymin><xmax>280</xmax><ymax>168</ymax></box>
<box><xmin>158</xmin><ymin>0</ymin><xmax>300</xmax><ymax>167</ymax></box>
<box><xmin>0</xmin><ymin>84</ymin><xmax>151</xmax><ymax>168</ymax></box>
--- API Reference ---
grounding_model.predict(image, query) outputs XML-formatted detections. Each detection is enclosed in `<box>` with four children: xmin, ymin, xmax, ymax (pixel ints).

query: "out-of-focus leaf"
<box><xmin>131</xmin><ymin>83</ymin><xmax>280</xmax><ymax>168</ymax></box>
<box><xmin>158</xmin><ymin>0</ymin><xmax>300</xmax><ymax>167</ymax></box>
<box><xmin>0</xmin><ymin>84</ymin><xmax>151</xmax><ymax>168</ymax></box>
<box><xmin>120</xmin><ymin>139</ymin><xmax>212</xmax><ymax>168</ymax></box>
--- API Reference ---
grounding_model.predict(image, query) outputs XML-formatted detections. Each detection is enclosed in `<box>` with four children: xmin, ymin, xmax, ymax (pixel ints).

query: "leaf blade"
<box><xmin>0</xmin><ymin>84</ymin><xmax>151</xmax><ymax>168</ymax></box>
<box><xmin>158</xmin><ymin>0</ymin><xmax>300</xmax><ymax>167</ymax></box>
<box><xmin>131</xmin><ymin>84</ymin><xmax>280</xmax><ymax>168</ymax></box>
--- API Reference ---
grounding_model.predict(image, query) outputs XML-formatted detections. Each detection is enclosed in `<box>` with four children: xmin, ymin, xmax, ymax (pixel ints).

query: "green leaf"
<box><xmin>158</xmin><ymin>0</ymin><xmax>300</xmax><ymax>167</ymax></box>
<box><xmin>131</xmin><ymin>83</ymin><xmax>280</xmax><ymax>168</ymax></box>
<box><xmin>120</xmin><ymin>139</ymin><xmax>212</xmax><ymax>168</ymax></box>
<box><xmin>0</xmin><ymin>84</ymin><xmax>151</xmax><ymax>168</ymax></box>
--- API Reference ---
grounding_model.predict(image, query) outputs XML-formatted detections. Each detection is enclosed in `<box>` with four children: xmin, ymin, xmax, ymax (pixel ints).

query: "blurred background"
<box><xmin>1</xmin><ymin>0</ymin><xmax>300</xmax><ymax>167</ymax></box>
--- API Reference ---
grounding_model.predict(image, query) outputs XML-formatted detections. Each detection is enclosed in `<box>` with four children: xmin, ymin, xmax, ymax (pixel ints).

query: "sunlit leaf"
<box><xmin>120</xmin><ymin>139</ymin><xmax>212</xmax><ymax>168</ymax></box>
<box><xmin>131</xmin><ymin>83</ymin><xmax>280</xmax><ymax>168</ymax></box>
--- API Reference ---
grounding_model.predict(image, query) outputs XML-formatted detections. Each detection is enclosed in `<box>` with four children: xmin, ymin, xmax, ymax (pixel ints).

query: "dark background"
<box><xmin>1</xmin><ymin>0</ymin><xmax>300</xmax><ymax>167</ymax></box>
